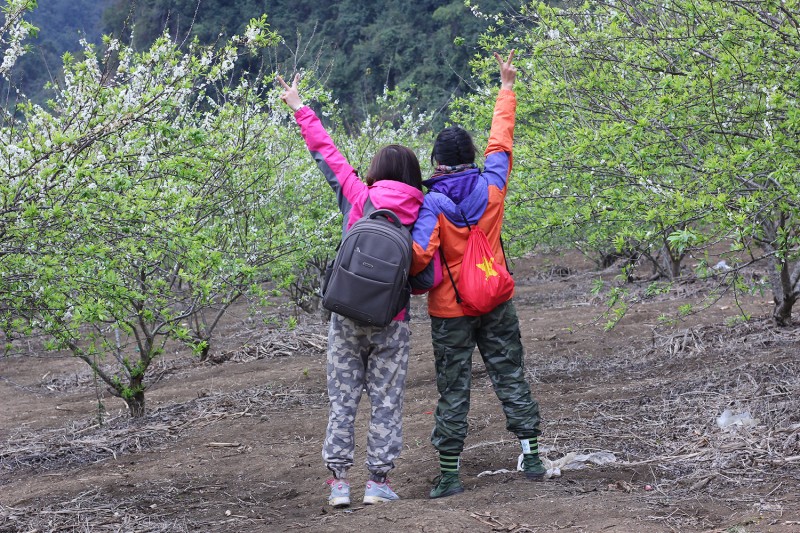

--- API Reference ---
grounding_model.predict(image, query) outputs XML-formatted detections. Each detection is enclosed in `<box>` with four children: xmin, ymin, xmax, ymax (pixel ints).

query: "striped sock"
<box><xmin>520</xmin><ymin>437</ymin><xmax>539</xmax><ymax>455</ymax></box>
<box><xmin>439</xmin><ymin>453</ymin><xmax>460</xmax><ymax>474</ymax></box>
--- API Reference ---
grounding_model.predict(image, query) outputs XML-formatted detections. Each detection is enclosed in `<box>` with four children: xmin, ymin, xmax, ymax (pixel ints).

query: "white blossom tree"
<box><xmin>0</xmin><ymin>11</ymin><xmax>335</xmax><ymax>416</ymax></box>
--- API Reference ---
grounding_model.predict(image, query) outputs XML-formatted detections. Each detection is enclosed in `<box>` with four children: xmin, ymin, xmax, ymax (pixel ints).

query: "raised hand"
<box><xmin>277</xmin><ymin>73</ymin><xmax>304</xmax><ymax>111</ymax></box>
<box><xmin>494</xmin><ymin>50</ymin><xmax>516</xmax><ymax>91</ymax></box>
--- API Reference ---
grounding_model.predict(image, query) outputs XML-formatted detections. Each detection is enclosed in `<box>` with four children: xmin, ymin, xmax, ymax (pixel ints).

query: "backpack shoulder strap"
<box><xmin>362</xmin><ymin>196</ymin><xmax>376</xmax><ymax>218</ymax></box>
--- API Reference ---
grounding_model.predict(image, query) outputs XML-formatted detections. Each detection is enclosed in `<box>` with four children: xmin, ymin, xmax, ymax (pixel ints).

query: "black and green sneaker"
<box><xmin>521</xmin><ymin>453</ymin><xmax>546</xmax><ymax>481</ymax></box>
<box><xmin>429</xmin><ymin>472</ymin><xmax>464</xmax><ymax>499</ymax></box>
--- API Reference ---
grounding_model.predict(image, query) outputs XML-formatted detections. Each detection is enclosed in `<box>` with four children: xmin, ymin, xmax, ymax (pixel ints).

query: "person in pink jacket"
<box><xmin>278</xmin><ymin>74</ymin><xmax>423</xmax><ymax>508</ymax></box>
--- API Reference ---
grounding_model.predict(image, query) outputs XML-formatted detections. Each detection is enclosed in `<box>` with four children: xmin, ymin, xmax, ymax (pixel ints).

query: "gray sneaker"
<box><xmin>363</xmin><ymin>480</ymin><xmax>399</xmax><ymax>504</ymax></box>
<box><xmin>327</xmin><ymin>478</ymin><xmax>350</xmax><ymax>507</ymax></box>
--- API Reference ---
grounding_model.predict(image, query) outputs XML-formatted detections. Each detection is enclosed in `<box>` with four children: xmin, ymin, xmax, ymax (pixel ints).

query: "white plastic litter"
<box><xmin>713</xmin><ymin>260</ymin><xmax>732</xmax><ymax>271</ymax></box>
<box><xmin>515</xmin><ymin>451</ymin><xmax>617</xmax><ymax>479</ymax></box>
<box><xmin>476</xmin><ymin>468</ymin><xmax>515</xmax><ymax>478</ymax></box>
<box><xmin>716</xmin><ymin>409</ymin><xmax>757</xmax><ymax>429</ymax></box>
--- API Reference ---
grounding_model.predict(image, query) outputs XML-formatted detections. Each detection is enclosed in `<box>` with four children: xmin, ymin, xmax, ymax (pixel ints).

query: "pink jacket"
<box><xmin>294</xmin><ymin>106</ymin><xmax>424</xmax><ymax>320</ymax></box>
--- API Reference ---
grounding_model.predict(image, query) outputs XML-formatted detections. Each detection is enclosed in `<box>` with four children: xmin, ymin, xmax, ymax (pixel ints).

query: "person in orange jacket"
<box><xmin>410</xmin><ymin>51</ymin><xmax>545</xmax><ymax>498</ymax></box>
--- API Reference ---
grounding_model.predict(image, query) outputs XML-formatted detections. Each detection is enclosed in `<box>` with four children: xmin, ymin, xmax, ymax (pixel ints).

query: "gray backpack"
<box><xmin>322</xmin><ymin>198</ymin><xmax>413</xmax><ymax>327</ymax></box>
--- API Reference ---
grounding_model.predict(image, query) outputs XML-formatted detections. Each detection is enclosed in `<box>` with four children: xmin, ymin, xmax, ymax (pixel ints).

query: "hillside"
<box><xmin>1</xmin><ymin>252</ymin><xmax>798</xmax><ymax>531</ymax></box>
<box><xmin>3</xmin><ymin>0</ymin><xmax>114</xmax><ymax>103</ymax></box>
<box><xmin>101</xmin><ymin>0</ymin><xmax>515</xmax><ymax>126</ymax></box>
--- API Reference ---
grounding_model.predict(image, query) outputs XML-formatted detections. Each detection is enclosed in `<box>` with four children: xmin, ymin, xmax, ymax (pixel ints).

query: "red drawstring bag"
<box><xmin>444</xmin><ymin>214</ymin><xmax>515</xmax><ymax>315</ymax></box>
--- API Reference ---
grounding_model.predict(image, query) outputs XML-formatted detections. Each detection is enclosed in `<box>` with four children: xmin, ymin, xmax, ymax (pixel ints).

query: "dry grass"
<box><xmin>2</xmin><ymin>263</ymin><xmax>798</xmax><ymax>533</ymax></box>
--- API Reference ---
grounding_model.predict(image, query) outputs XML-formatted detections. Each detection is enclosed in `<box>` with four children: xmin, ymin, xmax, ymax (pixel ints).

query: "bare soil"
<box><xmin>1</xmin><ymin>252</ymin><xmax>799</xmax><ymax>533</ymax></box>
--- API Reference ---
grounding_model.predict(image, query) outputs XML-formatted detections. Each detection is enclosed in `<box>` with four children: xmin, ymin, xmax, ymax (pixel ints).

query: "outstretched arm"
<box><xmin>484</xmin><ymin>50</ymin><xmax>518</xmax><ymax>188</ymax></box>
<box><xmin>485</xmin><ymin>50</ymin><xmax>517</xmax><ymax>157</ymax></box>
<box><xmin>276</xmin><ymin>74</ymin><xmax>366</xmax><ymax>214</ymax></box>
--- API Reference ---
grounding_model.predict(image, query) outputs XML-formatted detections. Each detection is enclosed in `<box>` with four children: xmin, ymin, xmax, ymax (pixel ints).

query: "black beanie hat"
<box><xmin>431</xmin><ymin>126</ymin><xmax>477</xmax><ymax>166</ymax></box>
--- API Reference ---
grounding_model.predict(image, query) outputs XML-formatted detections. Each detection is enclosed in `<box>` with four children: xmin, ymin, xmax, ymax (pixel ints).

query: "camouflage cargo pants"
<box><xmin>430</xmin><ymin>300</ymin><xmax>541</xmax><ymax>455</ymax></box>
<box><xmin>323</xmin><ymin>313</ymin><xmax>410</xmax><ymax>479</ymax></box>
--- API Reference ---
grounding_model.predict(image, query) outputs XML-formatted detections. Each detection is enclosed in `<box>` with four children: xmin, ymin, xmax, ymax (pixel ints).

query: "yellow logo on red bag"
<box><xmin>476</xmin><ymin>256</ymin><xmax>498</xmax><ymax>280</ymax></box>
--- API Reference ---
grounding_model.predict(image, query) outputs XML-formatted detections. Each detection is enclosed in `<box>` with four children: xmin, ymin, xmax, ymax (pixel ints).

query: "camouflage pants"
<box><xmin>430</xmin><ymin>300</ymin><xmax>541</xmax><ymax>455</ymax></box>
<box><xmin>323</xmin><ymin>313</ymin><xmax>410</xmax><ymax>479</ymax></box>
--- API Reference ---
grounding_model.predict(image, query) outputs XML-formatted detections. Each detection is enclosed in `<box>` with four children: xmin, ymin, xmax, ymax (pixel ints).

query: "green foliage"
<box><xmin>0</xmin><ymin>0</ymin><xmax>38</xmax><ymax>79</ymax></box>
<box><xmin>456</xmin><ymin>0</ymin><xmax>800</xmax><ymax>325</ymax></box>
<box><xmin>0</xmin><ymin>12</ymin><xmax>338</xmax><ymax>416</ymax></box>
<box><xmin>2</xmin><ymin>0</ymin><xmax>437</xmax><ymax>418</ymax></box>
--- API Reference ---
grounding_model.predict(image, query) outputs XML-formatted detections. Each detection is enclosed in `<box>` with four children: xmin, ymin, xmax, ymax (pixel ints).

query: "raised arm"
<box><xmin>484</xmin><ymin>50</ymin><xmax>517</xmax><ymax>157</ymax></box>
<box><xmin>483</xmin><ymin>51</ymin><xmax>517</xmax><ymax>189</ymax></box>
<box><xmin>277</xmin><ymin>74</ymin><xmax>367</xmax><ymax>213</ymax></box>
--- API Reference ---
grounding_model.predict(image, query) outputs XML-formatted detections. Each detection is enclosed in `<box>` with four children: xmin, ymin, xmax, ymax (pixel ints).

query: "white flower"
<box><xmin>244</xmin><ymin>25</ymin><xmax>261</xmax><ymax>45</ymax></box>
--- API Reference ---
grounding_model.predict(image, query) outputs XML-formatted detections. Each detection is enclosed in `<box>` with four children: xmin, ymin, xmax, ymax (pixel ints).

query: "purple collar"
<box><xmin>423</xmin><ymin>167</ymin><xmax>481</xmax><ymax>204</ymax></box>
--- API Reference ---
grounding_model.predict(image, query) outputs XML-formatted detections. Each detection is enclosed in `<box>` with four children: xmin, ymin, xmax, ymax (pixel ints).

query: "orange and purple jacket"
<box><xmin>410</xmin><ymin>89</ymin><xmax>516</xmax><ymax>318</ymax></box>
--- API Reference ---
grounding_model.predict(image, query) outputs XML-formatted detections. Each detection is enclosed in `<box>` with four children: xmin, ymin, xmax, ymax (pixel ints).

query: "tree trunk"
<box><xmin>769</xmin><ymin>258</ymin><xmax>799</xmax><ymax>327</ymax></box>
<box><xmin>127</xmin><ymin>389</ymin><xmax>146</xmax><ymax>418</ymax></box>
<box><xmin>659</xmin><ymin>245</ymin><xmax>683</xmax><ymax>279</ymax></box>
<box><xmin>772</xmin><ymin>296</ymin><xmax>795</xmax><ymax>327</ymax></box>
<box><xmin>198</xmin><ymin>341</ymin><xmax>211</xmax><ymax>362</ymax></box>
<box><xmin>125</xmin><ymin>372</ymin><xmax>146</xmax><ymax>417</ymax></box>
<box><xmin>760</xmin><ymin>215</ymin><xmax>799</xmax><ymax>327</ymax></box>
<box><xmin>668</xmin><ymin>255</ymin><xmax>681</xmax><ymax>279</ymax></box>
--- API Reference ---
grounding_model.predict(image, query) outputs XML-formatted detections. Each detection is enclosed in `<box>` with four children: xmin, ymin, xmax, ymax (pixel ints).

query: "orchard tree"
<box><xmin>1</xmin><ymin>12</ymin><xmax>335</xmax><ymax>416</ymax></box>
<box><xmin>456</xmin><ymin>0</ymin><xmax>799</xmax><ymax>325</ymax></box>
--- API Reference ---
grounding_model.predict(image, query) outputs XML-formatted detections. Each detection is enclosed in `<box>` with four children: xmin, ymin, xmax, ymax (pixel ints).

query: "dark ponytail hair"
<box><xmin>365</xmin><ymin>144</ymin><xmax>423</xmax><ymax>191</ymax></box>
<box><xmin>431</xmin><ymin>126</ymin><xmax>477</xmax><ymax>167</ymax></box>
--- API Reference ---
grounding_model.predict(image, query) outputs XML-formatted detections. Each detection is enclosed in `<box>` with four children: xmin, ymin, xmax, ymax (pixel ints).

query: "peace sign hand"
<box><xmin>277</xmin><ymin>73</ymin><xmax>304</xmax><ymax>111</ymax></box>
<box><xmin>493</xmin><ymin>50</ymin><xmax>516</xmax><ymax>91</ymax></box>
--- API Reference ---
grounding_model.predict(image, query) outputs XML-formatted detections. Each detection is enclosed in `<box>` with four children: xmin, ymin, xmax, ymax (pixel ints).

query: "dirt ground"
<box><xmin>1</xmin><ymin>251</ymin><xmax>799</xmax><ymax>533</ymax></box>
